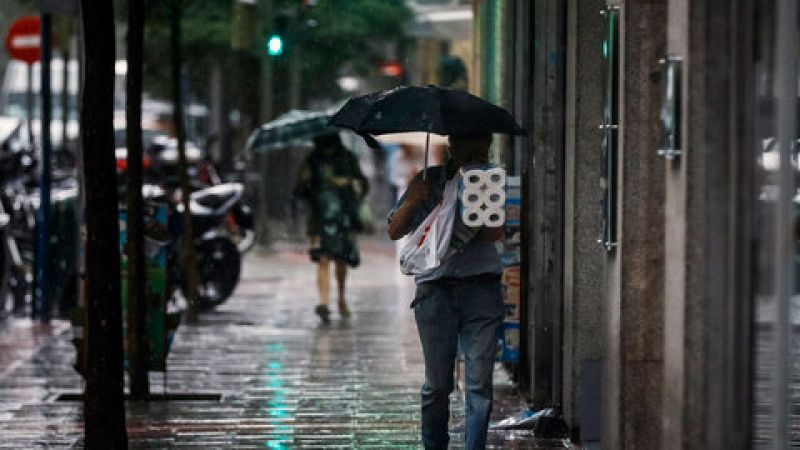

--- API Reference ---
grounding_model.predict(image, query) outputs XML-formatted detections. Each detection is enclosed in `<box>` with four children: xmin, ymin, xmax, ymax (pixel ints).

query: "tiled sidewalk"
<box><xmin>0</xmin><ymin>244</ymin><xmax>568</xmax><ymax>448</ymax></box>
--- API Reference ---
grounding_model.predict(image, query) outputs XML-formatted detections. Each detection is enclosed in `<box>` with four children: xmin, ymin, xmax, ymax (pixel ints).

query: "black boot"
<box><xmin>315</xmin><ymin>304</ymin><xmax>331</xmax><ymax>323</ymax></box>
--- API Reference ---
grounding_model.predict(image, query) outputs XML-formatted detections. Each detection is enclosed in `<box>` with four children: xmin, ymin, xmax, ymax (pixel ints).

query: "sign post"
<box><xmin>5</xmin><ymin>14</ymin><xmax>55</xmax><ymax>321</ymax></box>
<box><xmin>5</xmin><ymin>16</ymin><xmax>42</xmax><ymax>63</ymax></box>
<box><xmin>5</xmin><ymin>16</ymin><xmax>42</xmax><ymax>144</ymax></box>
<box><xmin>36</xmin><ymin>13</ymin><xmax>53</xmax><ymax>321</ymax></box>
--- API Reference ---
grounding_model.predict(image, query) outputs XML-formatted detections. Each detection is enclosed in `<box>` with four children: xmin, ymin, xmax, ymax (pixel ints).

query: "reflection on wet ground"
<box><xmin>0</xmin><ymin>243</ymin><xmax>571</xmax><ymax>448</ymax></box>
<box><xmin>752</xmin><ymin>320</ymin><xmax>800</xmax><ymax>448</ymax></box>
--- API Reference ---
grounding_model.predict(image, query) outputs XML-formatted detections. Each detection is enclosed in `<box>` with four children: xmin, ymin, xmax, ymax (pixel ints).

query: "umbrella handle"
<box><xmin>423</xmin><ymin>132</ymin><xmax>430</xmax><ymax>180</ymax></box>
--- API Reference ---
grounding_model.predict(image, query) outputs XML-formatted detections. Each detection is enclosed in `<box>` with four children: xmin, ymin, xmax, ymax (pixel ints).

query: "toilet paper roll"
<box><xmin>461</xmin><ymin>187</ymin><xmax>485</xmax><ymax>207</ymax></box>
<box><xmin>485</xmin><ymin>167</ymin><xmax>507</xmax><ymax>187</ymax></box>
<box><xmin>485</xmin><ymin>209</ymin><xmax>505</xmax><ymax>227</ymax></box>
<box><xmin>463</xmin><ymin>169</ymin><xmax>487</xmax><ymax>188</ymax></box>
<box><xmin>484</xmin><ymin>187</ymin><xmax>506</xmax><ymax>207</ymax></box>
<box><xmin>462</xmin><ymin>208</ymin><xmax>484</xmax><ymax>227</ymax></box>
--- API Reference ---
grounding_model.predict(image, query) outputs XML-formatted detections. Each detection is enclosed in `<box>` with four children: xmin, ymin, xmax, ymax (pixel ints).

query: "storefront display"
<box><xmin>498</xmin><ymin>176</ymin><xmax>521</xmax><ymax>362</ymax></box>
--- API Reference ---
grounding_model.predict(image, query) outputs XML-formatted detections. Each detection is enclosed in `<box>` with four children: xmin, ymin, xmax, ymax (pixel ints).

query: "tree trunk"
<box><xmin>126</xmin><ymin>0</ymin><xmax>149</xmax><ymax>400</ymax></box>
<box><xmin>170</xmin><ymin>0</ymin><xmax>198</xmax><ymax>304</ymax></box>
<box><xmin>79</xmin><ymin>0</ymin><xmax>128</xmax><ymax>447</ymax></box>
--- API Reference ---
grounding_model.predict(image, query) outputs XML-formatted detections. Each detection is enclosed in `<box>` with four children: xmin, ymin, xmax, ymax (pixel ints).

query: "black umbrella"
<box><xmin>329</xmin><ymin>85</ymin><xmax>525</xmax><ymax>178</ymax></box>
<box><xmin>329</xmin><ymin>85</ymin><xmax>526</xmax><ymax>136</ymax></box>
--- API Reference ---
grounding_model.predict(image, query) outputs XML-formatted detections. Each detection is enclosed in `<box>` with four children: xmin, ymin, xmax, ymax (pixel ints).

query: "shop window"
<box><xmin>599</xmin><ymin>5</ymin><xmax>620</xmax><ymax>251</ymax></box>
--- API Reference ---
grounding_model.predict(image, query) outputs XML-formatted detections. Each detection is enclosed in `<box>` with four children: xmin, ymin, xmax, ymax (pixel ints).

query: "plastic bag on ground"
<box><xmin>489</xmin><ymin>407</ymin><xmax>569</xmax><ymax>438</ymax></box>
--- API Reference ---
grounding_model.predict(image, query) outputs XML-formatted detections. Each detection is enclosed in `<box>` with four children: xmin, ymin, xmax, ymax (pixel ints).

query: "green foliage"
<box><xmin>298</xmin><ymin>0</ymin><xmax>412</xmax><ymax>86</ymax></box>
<box><xmin>143</xmin><ymin>0</ymin><xmax>235</xmax><ymax>100</ymax></box>
<box><xmin>141</xmin><ymin>0</ymin><xmax>412</xmax><ymax>103</ymax></box>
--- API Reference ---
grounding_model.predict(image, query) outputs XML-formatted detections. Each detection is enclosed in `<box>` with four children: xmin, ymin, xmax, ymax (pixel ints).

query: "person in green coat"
<box><xmin>294</xmin><ymin>132</ymin><xmax>368</xmax><ymax>322</ymax></box>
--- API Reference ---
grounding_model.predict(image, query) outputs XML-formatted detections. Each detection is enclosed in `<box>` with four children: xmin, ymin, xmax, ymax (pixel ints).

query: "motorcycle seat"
<box><xmin>191</xmin><ymin>183</ymin><xmax>243</xmax><ymax>212</ymax></box>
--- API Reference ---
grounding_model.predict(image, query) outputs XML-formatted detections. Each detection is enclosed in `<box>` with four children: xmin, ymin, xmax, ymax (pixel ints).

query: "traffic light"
<box><xmin>267</xmin><ymin>15</ymin><xmax>288</xmax><ymax>57</ymax></box>
<box><xmin>267</xmin><ymin>34</ymin><xmax>283</xmax><ymax>56</ymax></box>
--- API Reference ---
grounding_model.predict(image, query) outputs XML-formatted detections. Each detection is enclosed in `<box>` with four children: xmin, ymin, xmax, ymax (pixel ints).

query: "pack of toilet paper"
<box><xmin>459</xmin><ymin>165</ymin><xmax>507</xmax><ymax>228</ymax></box>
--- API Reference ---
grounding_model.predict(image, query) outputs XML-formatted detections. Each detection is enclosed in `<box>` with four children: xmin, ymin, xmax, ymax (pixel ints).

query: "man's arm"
<box><xmin>388</xmin><ymin>175</ymin><xmax>432</xmax><ymax>241</ymax></box>
<box><xmin>388</xmin><ymin>197</ymin><xmax>419</xmax><ymax>240</ymax></box>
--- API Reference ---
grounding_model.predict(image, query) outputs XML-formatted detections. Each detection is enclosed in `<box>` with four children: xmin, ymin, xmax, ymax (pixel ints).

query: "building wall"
<box><xmin>476</xmin><ymin>0</ymin><xmax>757</xmax><ymax>447</ymax></box>
<box><xmin>526</xmin><ymin>0</ymin><xmax>567</xmax><ymax>409</ymax></box>
<box><xmin>662</xmin><ymin>0</ymin><xmax>689</xmax><ymax>447</ymax></box>
<box><xmin>608</xmin><ymin>2</ymin><xmax>668</xmax><ymax>448</ymax></box>
<box><xmin>683</xmin><ymin>0</ymin><xmax>756</xmax><ymax>448</ymax></box>
<box><xmin>563</xmin><ymin>0</ymin><xmax>606</xmax><ymax>439</ymax></box>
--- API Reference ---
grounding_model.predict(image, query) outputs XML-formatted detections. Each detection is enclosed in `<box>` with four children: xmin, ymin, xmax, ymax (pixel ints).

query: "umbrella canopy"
<box><xmin>329</xmin><ymin>85</ymin><xmax>526</xmax><ymax>137</ymax></box>
<box><xmin>245</xmin><ymin>109</ymin><xmax>337</xmax><ymax>152</ymax></box>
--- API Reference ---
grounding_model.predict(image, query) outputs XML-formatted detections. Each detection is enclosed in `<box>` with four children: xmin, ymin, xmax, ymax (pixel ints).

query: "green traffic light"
<box><xmin>267</xmin><ymin>35</ymin><xmax>283</xmax><ymax>56</ymax></box>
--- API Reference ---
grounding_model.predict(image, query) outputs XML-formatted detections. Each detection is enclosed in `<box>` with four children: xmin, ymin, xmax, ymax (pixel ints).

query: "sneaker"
<box><xmin>315</xmin><ymin>304</ymin><xmax>331</xmax><ymax>323</ymax></box>
<box><xmin>338</xmin><ymin>300</ymin><xmax>351</xmax><ymax>318</ymax></box>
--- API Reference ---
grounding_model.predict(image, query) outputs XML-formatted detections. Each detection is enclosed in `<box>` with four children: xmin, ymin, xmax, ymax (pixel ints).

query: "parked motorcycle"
<box><xmin>0</xmin><ymin>117</ymin><xmax>36</xmax><ymax>315</ymax></box>
<box><xmin>116</xmin><ymin>134</ymin><xmax>254</xmax><ymax>309</ymax></box>
<box><xmin>177</xmin><ymin>183</ymin><xmax>252</xmax><ymax>308</ymax></box>
<box><xmin>139</xmin><ymin>182</ymin><xmax>252</xmax><ymax>309</ymax></box>
<box><xmin>0</xmin><ymin>206</ymin><xmax>10</xmax><ymax>314</ymax></box>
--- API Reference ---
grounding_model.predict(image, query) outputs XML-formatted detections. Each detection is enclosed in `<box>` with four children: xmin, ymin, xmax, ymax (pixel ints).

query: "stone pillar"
<box><xmin>526</xmin><ymin>0</ymin><xmax>567</xmax><ymax>409</ymax></box>
<box><xmin>563</xmin><ymin>0</ymin><xmax>606</xmax><ymax>441</ymax></box>
<box><xmin>682</xmin><ymin>0</ymin><xmax>756</xmax><ymax>448</ymax></box>
<box><xmin>662</xmin><ymin>0</ymin><xmax>689</xmax><ymax>447</ymax></box>
<box><xmin>602</xmin><ymin>0</ymin><xmax>667</xmax><ymax>448</ymax></box>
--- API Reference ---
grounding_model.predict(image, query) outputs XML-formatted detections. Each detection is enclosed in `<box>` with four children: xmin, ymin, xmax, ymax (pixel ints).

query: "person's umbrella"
<box><xmin>329</xmin><ymin>85</ymin><xmax>525</xmax><ymax>177</ymax></box>
<box><xmin>329</xmin><ymin>85</ymin><xmax>525</xmax><ymax>136</ymax></box>
<box><xmin>245</xmin><ymin>109</ymin><xmax>336</xmax><ymax>152</ymax></box>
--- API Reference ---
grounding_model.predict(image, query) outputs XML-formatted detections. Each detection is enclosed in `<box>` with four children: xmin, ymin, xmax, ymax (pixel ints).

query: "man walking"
<box><xmin>388</xmin><ymin>133</ymin><xmax>503</xmax><ymax>450</ymax></box>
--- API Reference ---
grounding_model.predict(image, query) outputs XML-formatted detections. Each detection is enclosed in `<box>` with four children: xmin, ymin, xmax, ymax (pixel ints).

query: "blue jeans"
<box><xmin>413</xmin><ymin>279</ymin><xmax>504</xmax><ymax>450</ymax></box>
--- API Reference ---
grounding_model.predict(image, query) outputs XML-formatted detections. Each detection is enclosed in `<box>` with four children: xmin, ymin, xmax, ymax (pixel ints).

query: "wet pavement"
<box><xmin>751</xmin><ymin>322</ymin><xmax>800</xmax><ymax>448</ymax></box>
<box><xmin>0</xmin><ymin>241</ymin><xmax>570</xmax><ymax>448</ymax></box>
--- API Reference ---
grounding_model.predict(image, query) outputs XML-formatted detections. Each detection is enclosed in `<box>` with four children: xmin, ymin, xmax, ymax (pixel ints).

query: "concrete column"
<box><xmin>526</xmin><ymin>0</ymin><xmax>567</xmax><ymax>409</ymax></box>
<box><xmin>563</xmin><ymin>0</ymin><xmax>606</xmax><ymax>441</ymax></box>
<box><xmin>602</xmin><ymin>0</ymin><xmax>667</xmax><ymax>449</ymax></box>
<box><xmin>662</xmin><ymin>0</ymin><xmax>689</xmax><ymax>448</ymax></box>
<box><xmin>682</xmin><ymin>0</ymin><xmax>756</xmax><ymax>448</ymax></box>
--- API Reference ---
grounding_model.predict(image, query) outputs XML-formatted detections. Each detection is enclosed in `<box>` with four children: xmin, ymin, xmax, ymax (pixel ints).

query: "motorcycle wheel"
<box><xmin>189</xmin><ymin>237</ymin><xmax>241</xmax><ymax>309</ymax></box>
<box><xmin>7</xmin><ymin>265</ymin><xmax>29</xmax><ymax>314</ymax></box>
<box><xmin>0</xmin><ymin>229</ymin><xmax>9</xmax><ymax>316</ymax></box>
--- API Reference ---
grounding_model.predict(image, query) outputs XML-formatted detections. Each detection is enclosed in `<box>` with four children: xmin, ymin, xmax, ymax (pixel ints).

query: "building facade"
<box><xmin>473</xmin><ymin>0</ymin><xmax>797</xmax><ymax>448</ymax></box>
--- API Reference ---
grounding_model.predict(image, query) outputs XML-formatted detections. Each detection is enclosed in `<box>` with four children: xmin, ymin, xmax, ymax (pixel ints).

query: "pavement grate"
<box><xmin>53</xmin><ymin>392</ymin><xmax>223</xmax><ymax>402</ymax></box>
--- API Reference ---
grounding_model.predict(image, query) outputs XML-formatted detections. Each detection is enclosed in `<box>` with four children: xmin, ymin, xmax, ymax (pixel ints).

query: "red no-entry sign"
<box><xmin>5</xmin><ymin>16</ymin><xmax>41</xmax><ymax>64</ymax></box>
